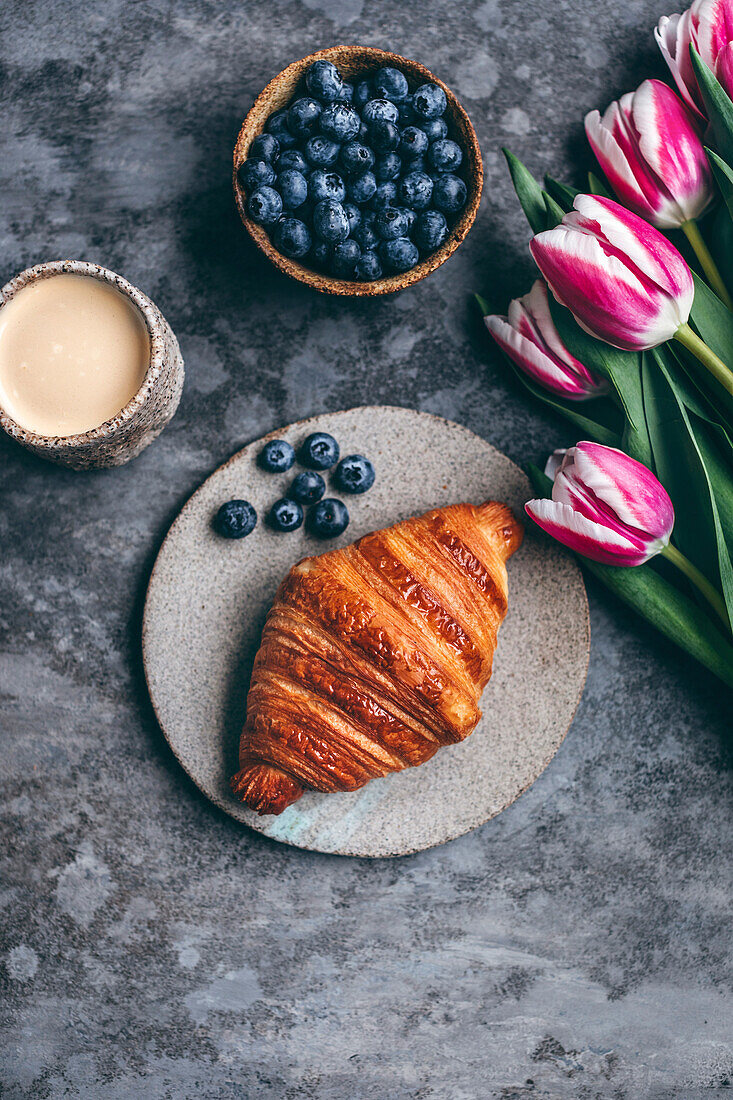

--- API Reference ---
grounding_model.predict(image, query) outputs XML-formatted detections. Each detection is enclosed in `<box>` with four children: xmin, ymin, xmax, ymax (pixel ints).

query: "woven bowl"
<box><xmin>233</xmin><ymin>45</ymin><xmax>483</xmax><ymax>296</ymax></box>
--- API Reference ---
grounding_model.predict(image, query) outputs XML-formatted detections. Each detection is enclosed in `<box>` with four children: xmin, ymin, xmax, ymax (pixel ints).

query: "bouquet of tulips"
<box><xmin>478</xmin><ymin>0</ymin><xmax>733</xmax><ymax>688</ymax></box>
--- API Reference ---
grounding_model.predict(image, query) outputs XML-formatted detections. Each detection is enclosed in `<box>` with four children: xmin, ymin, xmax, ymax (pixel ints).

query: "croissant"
<box><xmin>231</xmin><ymin>500</ymin><xmax>523</xmax><ymax>815</ymax></box>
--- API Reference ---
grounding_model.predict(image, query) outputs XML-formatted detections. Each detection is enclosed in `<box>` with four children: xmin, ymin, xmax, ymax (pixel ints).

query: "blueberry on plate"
<box><xmin>354</xmin><ymin>250</ymin><xmax>383</xmax><ymax>281</ymax></box>
<box><xmin>379</xmin><ymin>236</ymin><xmax>420</xmax><ymax>273</ymax></box>
<box><xmin>308</xmin><ymin>168</ymin><xmax>346</xmax><ymax>203</ymax></box>
<box><xmin>275</xmin><ymin>148</ymin><xmax>309</xmax><ymax>174</ymax></box>
<box><xmin>343</xmin><ymin>201</ymin><xmax>362</xmax><ymax>235</ymax></box>
<box><xmin>259</xmin><ymin>438</ymin><xmax>296</xmax><ymax>472</ymax></box>
<box><xmin>412</xmin><ymin>83</ymin><xmax>447</xmax><ymax>120</ymax></box>
<box><xmin>428</xmin><ymin>138</ymin><xmax>463</xmax><ymax>174</ymax></box>
<box><xmin>375</xmin><ymin>206</ymin><xmax>411</xmax><ymax>241</ymax></box>
<box><xmin>374</xmin><ymin>66</ymin><xmax>409</xmax><ymax>103</ymax></box>
<box><xmin>414</xmin><ymin>208</ymin><xmax>448</xmax><ymax>251</ymax></box>
<box><xmin>336</xmin><ymin>81</ymin><xmax>354</xmax><ymax>103</ymax></box>
<box><xmin>346</xmin><ymin>170</ymin><xmax>377</xmax><ymax>204</ymax></box>
<box><xmin>273</xmin><ymin>217</ymin><xmax>312</xmax><ymax>258</ymax></box>
<box><xmin>247</xmin><ymin>186</ymin><xmax>283</xmax><ymax>226</ymax></box>
<box><xmin>354</xmin><ymin>79</ymin><xmax>372</xmax><ymax>108</ymax></box>
<box><xmin>287</xmin><ymin>96</ymin><xmax>322</xmax><ymax>137</ymax></box>
<box><xmin>423</xmin><ymin>117</ymin><xmax>449</xmax><ymax>142</ymax></box>
<box><xmin>369</xmin><ymin>180</ymin><xmax>398</xmax><ymax>210</ymax></box>
<box><xmin>370</xmin><ymin>119</ymin><xmax>400</xmax><ymax>154</ymax></box>
<box><xmin>308</xmin><ymin>498</ymin><xmax>350</xmax><ymax>539</ymax></box>
<box><xmin>319</xmin><ymin>102</ymin><xmax>361</xmax><ymax>142</ymax></box>
<box><xmin>399</xmin><ymin>171</ymin><xmax>434</xmax><ymax>210</ymax></box>
<box><xmin>330</xmin><ymin>239</ymin><xmax>361</xmax><ymax>278</ymax></box>
<box><xmin>299</xmin><ymin>431</ymin><xmax>340</xmax><ymax>470</ymax></box>
<box><xmin>288</xmin><ymin>470</ymin><xmax>326</xmax><ymax>505</ymax></box>
<box><xmin>249</xmin><ymin>134</ymin><xmax>279</xmax><ymax>163</ymax></box>
<box><xmin>306</xmin><ymin>59</ymin><xmax>344</xmax><ymax>102</ymax></box>
<box><xmin>237</xmin><ymin>158</ymin><xmax>276</xmax><ymax>192</ymax></box>
<box><xmin>304</xmin><ymin>135</ymin><xmax>341</xmax><ymax>168</ymax></box>
<box><xmin>374</xmin><ymin>152</ymin><xmax>402</xmax><ymax>181</ymax></box>
<box><xmin>268</xmin><ymin>498</ymin><xmax>304</xmax><ymax>532</ymax></box>
<box><xmin>313</xmin><ymin>198</ymin><xmax>350</xmax><ymax>243</ymax></box>
<box><xmin>334</xmin><ymin>454</ymin><xmax>375</xmax><ymax>494</ymax></box>
<box><xmin>433</xmin><ymin>173</ymin><xmax>467</xmax><ymax>213</ymax></box>
<box><xmin>214</xmin><ymin>499</ymin><xmax>257</xmax><ymax>539</ymax></box>
<box><xmin>361</xmin><ymin>98</ymin><xmax>399</xmax><ymax>126</ymax></box>
<box><xmin>276</xmin><ymin>168</ymin><xmax>309</xmax><ymax>208</ymax></box>
<box><xmin>339</xmin><ymin>140</ymin><xmax>375</xmax><ymax>176</ymax></box>
<box><xmin>265</xmin><ymin>109</ymin><xmax>298</xmax><ymax>149</ymax></box>
<box><xmin>399</xmin><ymin>125</ymin><xmax>429</xmax><ymax>160</ymax></box>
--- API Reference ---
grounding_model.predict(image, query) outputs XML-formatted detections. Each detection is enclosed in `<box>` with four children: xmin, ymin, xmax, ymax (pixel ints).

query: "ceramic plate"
<box><xmin>143</xmin><ymin>407</ymin><xmax>589</xmax><ymax>857</ymax></box>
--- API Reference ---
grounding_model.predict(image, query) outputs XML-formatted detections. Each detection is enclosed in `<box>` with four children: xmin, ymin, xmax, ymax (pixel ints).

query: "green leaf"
<box><xmin>544</xmin><ymin>175</ymin><xmax>579</xmax><ymax>211</ymax></box>
<box><xmin>705</xmin><ymin>146</ymin><xmax>733</xmax><ymax>221</ymax></box>
<box><xmin>588</xmin><ymin>171</ymin><xmax>612</xmax><ymax>198</ymax></box>
<box><xmin>503</xmin><ymin>149</ymin><xmax>547</xmax><ymax>235</ymax></box>
<box><xmin>542</xmin><ymin>192</ymin><xmax>566</xmax><ymax>229</ymax></box>
<box><xmin>686</xmin><ymin>273</ymin><xmax>733</xmax><ymax>420</ymax></box>
<box><xmin>527</xmin><ymin>465</ymin><xmax>733</xmax><ymax>687</ymax></box>
<box><xmin>474</xmin><ymin>293</ymin><xmax>489</xmax><ymax>316</ymax></box>
<box><xmin>709</xmin><ymin>202</ymin><xmax>733</xmax><ymax>296</ymax></box>
<box><xmin>690</xmin><ymin>46</ymin><xmax>733</xmax><ymax>165</ymax></box>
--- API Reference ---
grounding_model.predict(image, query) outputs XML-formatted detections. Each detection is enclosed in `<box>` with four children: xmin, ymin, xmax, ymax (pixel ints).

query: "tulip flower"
<box><xmin>526</xmin><ymin>442</ymin><xmax>728</xmax><ymax>625</ymax></box>
<box><xmin>717</xmin><ymin>38</ymin><xmax>733</xmax><ymax>96</ymax></box>
<box><xmin>529</xmin><ymin>194</ymin><xmax>733</xmax><ymax>396</ymax></box>
<box><xmin>584</xmin><ymin>79</ymin><xmax>731</xmax><ymax>309</ymax></box>
<box><xmin>484</xmin><ymin>280</ymin><xmax>610</xmax><ymax>401</ymax></box>
<box><xmin>655</xmin><ymin>0</ymin><xmax>733</xmax><ymax>118</ymax></box>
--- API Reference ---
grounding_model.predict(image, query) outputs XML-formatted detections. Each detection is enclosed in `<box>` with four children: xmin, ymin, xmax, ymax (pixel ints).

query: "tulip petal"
<box><xmin>585</xmin><ymin>103</ymin><xmax>669</xmax><ymax>224</ymax></box>
<box><xmin>655</xmin><ymin>10</ymin><xmax>704</xmax><ymax>116</ymax></box>
<box><xmin>525</xmin><ymin>497</ymin><xmax>658</xmax><ymax>566</ymax></box>
<box><xmin>571</xmin><ymin>441</ymin><xmax>675</xmax><ymax>541</ymax></box>
<box><xmin>543</xmin><ymin>448</ymin><xmax>569</xmax><ymax>480</ymax></box>
<box><xmin>485</xmin><ymin>314</ymin><xmax>599</xmax><ymax>398</ymax></box>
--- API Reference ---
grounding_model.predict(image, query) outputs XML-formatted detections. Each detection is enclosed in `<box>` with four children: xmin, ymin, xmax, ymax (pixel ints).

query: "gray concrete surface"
<box><xmin>1</xmin><ymin>1</ymin><xmax>731</xmax><ymax>1096</ymax></box>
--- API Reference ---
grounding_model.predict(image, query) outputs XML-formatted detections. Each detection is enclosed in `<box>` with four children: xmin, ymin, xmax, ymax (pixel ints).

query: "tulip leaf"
<box><xmin>542</xmin><ymin>192</ymin><xmax>566</xmax><ymax>229</ymax></box>
<box><xmin>588</xmin><ymin>172</ymin><xmax>612</xmax><ymax>198</ymax></box>
<box><xmin>474</xmin><ymin>294</ymin><xmax>489</xmax><ymax>316</ymax></box>
<box><xmin>690</xmin><ymin>46</ymin><xmax>733</xmax><ymax>166</ymax></box>
<box><xmin>705</xmin><ymin>147</ymin><xmax>733</xmax><ymax>222</ymax></box>
<box><xmin>709</xmin><ymin>202</ymin><xmax>733</xmax><ymax>297</ymax></box>
<box><xmin>686</xmin><ymin>273</ymin><xmax>733</xmax><ymax>421</ymax></box>
<box><xmin>544</xmin><ymin>176</ymin><xmax>579</xmax><ymax>211</ymax></box>
<box><xmin>527</xmin><ymin>465</ymin><xmax>733</xmax><ymax>688</ymax></box>
<box><xmin>504</xmin><ymin>149</ymin><xmax>547</xmax><ymax>235</ymax></box>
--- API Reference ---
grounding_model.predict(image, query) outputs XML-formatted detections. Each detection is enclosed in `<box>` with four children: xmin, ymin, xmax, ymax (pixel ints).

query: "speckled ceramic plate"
<box><xmin>143</xmin><ymin>407</ymin><xmax>589</xmax><ymax>857</ymax></box>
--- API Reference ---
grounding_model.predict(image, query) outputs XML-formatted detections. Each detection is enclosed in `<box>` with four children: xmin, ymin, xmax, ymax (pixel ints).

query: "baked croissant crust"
<box><xmin>231</xmin><ymin>500</ymin><xmax>523</xmax><ymax>815</ymax></box>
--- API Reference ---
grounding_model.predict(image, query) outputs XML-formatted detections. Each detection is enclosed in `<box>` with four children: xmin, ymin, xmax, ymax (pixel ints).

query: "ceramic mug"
<box><xmin>0</xmin><ymin>260</ymin><xmax>184</xmax><ymax>470</ymax></box>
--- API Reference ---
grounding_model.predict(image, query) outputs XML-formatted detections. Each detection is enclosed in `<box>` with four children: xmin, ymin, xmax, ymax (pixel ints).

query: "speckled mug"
<box><xmin>0</xmin><ymin>260</ymin><xmax>185</xmax><ymax>470</ymax></box>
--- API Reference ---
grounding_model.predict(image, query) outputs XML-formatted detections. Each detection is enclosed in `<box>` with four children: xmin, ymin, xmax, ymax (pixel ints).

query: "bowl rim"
<box><xmin>233</xmin><ymin>45</ymin><xmax>483</xmax><ymax>297</ymax></box>
<box><xmin>0</xmin><ymin>260</ymin><xmax>167</xmax><ymax>449</ymax></box>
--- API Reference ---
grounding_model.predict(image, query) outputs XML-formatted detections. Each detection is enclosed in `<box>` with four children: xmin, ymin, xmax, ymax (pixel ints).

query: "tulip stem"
<box><xmin>661</xmin><ymin>543</ymin><xmax>730</xmax><ymax>632</ymax></box>
<box><xmin>681</xmin><ymin>220</ymin><xmax>733</xmax><ymax>311</ymax></box>
<box><xmin>674</xmin><ymin>323</ymin><xmax>733</xmax><ymax>397</ymax></box>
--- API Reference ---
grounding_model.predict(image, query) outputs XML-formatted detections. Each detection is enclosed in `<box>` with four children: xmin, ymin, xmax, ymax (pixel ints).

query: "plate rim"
<box><xmin>142</xmin><ymin>405</ymin><xmax>590</xmax><ymax>857</ymax></box>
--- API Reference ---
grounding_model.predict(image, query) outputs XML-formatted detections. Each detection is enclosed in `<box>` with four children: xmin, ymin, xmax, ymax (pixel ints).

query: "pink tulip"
<box><xmin>584</xmin><ymin>80</ymin><xmax>713</xmax><ymax>229</ymax></box>
<box><xmin>655</xmin><ymin>0</ymin><xmax>733</xmax><ymax>117</ymax></box>
<box><xmin>484</xmin><ymin>281</ymin><xmax>610</xmax><ymax>401</ymax></box>
<box><xmin>717</xmin><ymin>39</ymin><xmax>733</xmax><ymax>95</ymax></box>
<box><xmin>529</xmin><ymin>194</ymin><xmax>694</xmax><ymax>351</ymax></box>
<box><xmin>525</xmin><ymin>442</ymin><xmax>674</xmax><ymax>566</ymax></box>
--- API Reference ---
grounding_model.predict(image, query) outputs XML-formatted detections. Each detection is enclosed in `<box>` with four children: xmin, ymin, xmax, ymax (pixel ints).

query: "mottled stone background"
<box><xmin>1</xmin><ymin>1</ymin><xmax>731</xmax><ymax>1097</ymax></box>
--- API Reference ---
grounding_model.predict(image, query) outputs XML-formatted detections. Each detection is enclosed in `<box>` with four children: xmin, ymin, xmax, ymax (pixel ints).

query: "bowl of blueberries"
<box><xmin>233</xmin><ymin>45</ymin><xmax>482</xmax><ymax>295</ymax></box>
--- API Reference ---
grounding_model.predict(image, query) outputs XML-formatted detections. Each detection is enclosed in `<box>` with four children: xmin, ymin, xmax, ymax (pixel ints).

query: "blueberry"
<box><xmin>273</xmin><ymin>217</ymin><xmax>312</xmax><ymax>258</ymax></box>
<box><xmin>375</xmin><ymin>205</ymin><xmax>411</xmax><ymax>240</ymax></box>
<box><xmin>313</xmin><ymin>199</ymin><xmax>350</xmax><ymax>242</ymax></box>
<box><xmin>275</xmin><ymin>148</ymin><xmax>309</xmax><ymax>174</ymax></box>
<box><xmin>402</xmin><ymin>155</ymin><xmax>427</xmax><ymax>176</ymax></box>
<box><xmin>354</xmin><ymin>250</ymin><xmax>383</xmax><ymax>281</ymax></box>
<box><xmin>399</xmin><ymin>126</ymin><xmax>429</xmax><ymax>159</ymax></box>
<box><xmin>247</xmin><ymin>186</ymin><xmax>283</xmax><ymax>226</ymax></box>
<box><xmin>299</xmin><ymin>432</ymin><xmax>340</xmax><ymax>470</ymax></box>
<box><xmin>287</xmin><ymin>97</ymin><xmax>322</xmax><ymax>137</ymax></box>
<box><xmin>214</xmin><ymin>499</ymin><xmax>257</xmax><ymax>539</ymax></box>
<box><xmin>423</xmin><ymin>117</ymin><xmax>449</xmax><ymax>142</ymax></box>
<box><xmin>414</xmin><ymin>209</ymin><xmax>448</xmax><ymax>251</ymax></box>
<box><xmin>343</xmin><ymin>202</ymin><xmax>362</xmax><ymax>234</ymax></box>
<box><xmin>369</xmin><ymin>180</ymin><xmax>398</xmax><ymax>210</ymax></box>
<box><xmin>249</xmin><ymin>133</ymin><xmax>279</xmax><ymax>162</ymax></box>
<box><xmin>397</xmin><ymin>95</ymin><xmax>416</xmax><ymax>126</ymax></box>
<box><xmin>237</xmin><ymin>158</ymin><xmax>276</xmax><ymax>192</ymax></box>
<box><xmin>351</xmin><ymin>213</ymin><xmax>379</xmax><ymax>251</ymax></box>
<box><xmin>334</xmin><ymin>454</ymin><xmax>375</xmax><ymax>494</ymax></box>
<box><xmin>268</xmin><ymin>498</ymin><xmax>304</xmax><ymax>532</ymax></box>
<box><xmin>331</xmin><ymin>239</ymin><xmax>361</xmax><ymax>278</ymax></box>
<box><xmin>288</xmin><ymin>471</ymin><xmax>326</xmax><ymax>505</ymax></box>
<box><xmin>340</xmin><ymin>140</ymin><xmax>375</xmax><ymax>176</ymax></box>
<box><xmin>428</xmin><ymin>138</ymin><xmax>463</xmax><ymax>174</ymax></box>
<box><xmin>399</xmin><ymin>171</ymin><xmax>434</xmax><ymax>210</ymax></box>
<box><xmin>305</xmin><ymin>59</ymin><xmax>343</xmax><ymax>103</ymax></box>
<box><xmin>374</xmin><ymin>66</ymin><xmax>409</xmax><ymax>103</ymax></box>
<box><xmin>259</xmin><ymin>438</ymin><xmax>296</xmax><ymax>472</ymax></box>
<box><xmin>346</xmin><ymin>171</ymin><xmax>377</xmax><ymax>204</ymax></box>
<box><xmin>276</xmin><ymin>168</ymin><xmax>308</xmax><ymax>208</ymax></box>
<box><xmin>319</xmin><ymin>103</ymin><xmax>361</xmax><ymax>142</ymax></box>
<box><xmin>370</xmin><ymin>119</ymin><xmax>400</xmax><ymax>153</ymax></box>
<box><xmin>358</xmin><ymin>121</ymin><xmax>369</xmax><ymax>142</ymax></box>
<box><xmin>265</xmin><ymin>109</ymin><xmax>298</xmax><ymax>149</ymax></box>
<box><xmin>308</xmin><ymin>498</ymin><xmax>350</xmax><ymax>539</ymax></box>
<box><xmin>354</xmin><ymin>79</ymin><xmax>372</xmax><ymax>108</ymax></box>
<box><xmin>412</xmin><ymin>83</ymin><xmax>447</xmax><ymax>120</ymax></box>
<box><xmin>433</xmin><ymin>173</ymin><xmax>467</xmax><ymax>213</ymax></box>
<box><xmin>374</xmin><ymin>152</ymin><xmax>402</xmax><ymax>181</ymax></box>
<box><xmin>336</xmin><ymin>81</ymin><xmax>354</xmax><ymax>103</ymax></box>
<box><xmin>361</xmin><ymin>98</ymin><xmax>399</xmax><ymax>125</ymax></box>
<box><xmin>309</xmin><ymin>169</ymin><xmax>346</xmax><ymax>203</ymax></box>
<box><xmin>304</xmin><ymin>134</ymin><xmax>341</xmax><ymax>168</ymax></box>
<box><xmin>401</xmin><ymin>206</ymin><xmax>417</xmax><ymax>234</ymax></box>
<box><xmin>380</xmin><ymin>236</ymin><xmax>420</xmax><ymax>272</ymax></box>
<box><xmin>313</xmin><ymin>240</ymin><xmax>332</xmax><ymax>266</ymax></box>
